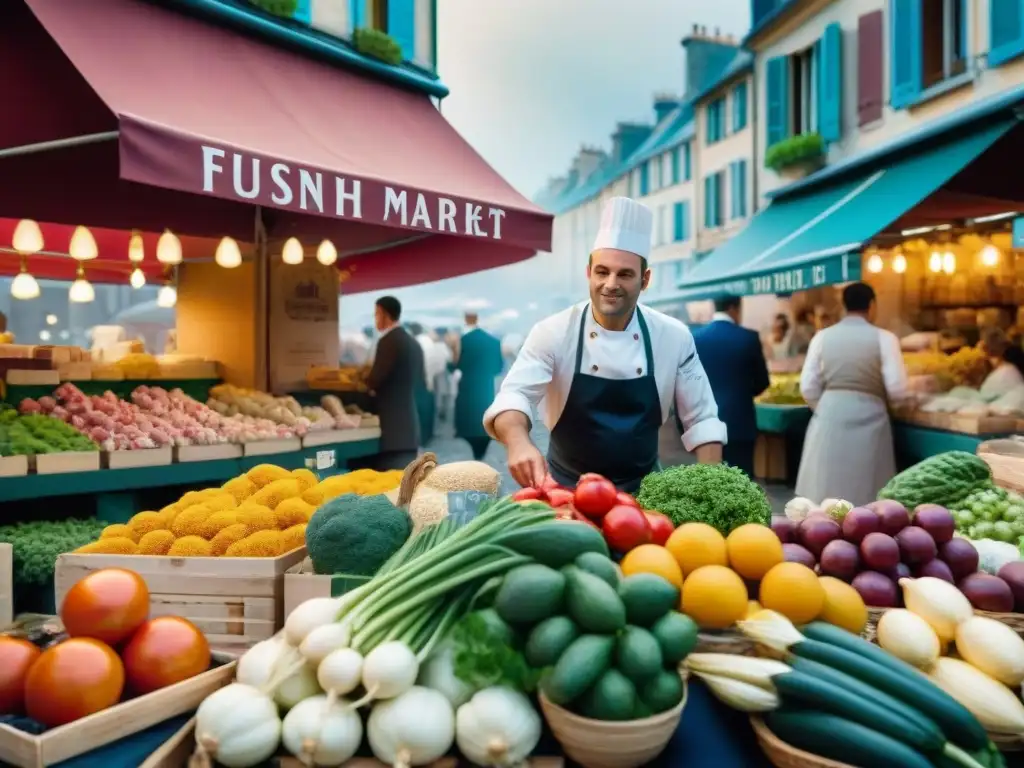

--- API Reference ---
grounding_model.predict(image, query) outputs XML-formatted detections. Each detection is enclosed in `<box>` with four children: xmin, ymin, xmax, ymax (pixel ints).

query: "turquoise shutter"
<box><xmin>990</xmin><ymin>0</ymin><xmax>1024</xmax><ymax>66</ymax></box>
<box><xmin>765</xmin><ymin>57</ymin><xmax>789</xmax><ymax>146</ymax></box>
<box><xmin>683</xmin><ymin>143</ymin><xmax>692</xmax><ymax>180</ymax></box>
<box><xmin>818</xmin><ymin>22</ymin><xmax>843</xmax><ymax>142</ymax></box>
<box><xmin>639</xmin><ymin>164</ymin><xmax>650</xmax><ymax>196</ymax></box>
<box><xmin>673</xmin><ymin>202</ymin><xmax>684</xmax><ymax>241</ymax></box>
<box><xmin>890</xmin><ymin>0</ymin><xmax>922</xmax><ymax>109</ymax></box>
<box><xmin>738</xmin><ymin>160</ymin><xmax>747</xmax><ymax>217</ymax></box>
<box><xmin>388</xmin><ymin>0</ymin><xmax>417</xmax><ymax>61</ymax></box>
<box><xmin>350</xmin><ymin>0</ymin><xmax>368</xmax><ymax>30</ymax></box>
<box><xmin>293</xmin><ymin>0</ymin><xmax>311</xmax><ymax>23</ymax></box>
<box><xmin>703</xmin><ymin>177</ymin><xmax>712</xmax><ymax>228</ymax></box>
<box><xmin>728</xmin><ymin>163</ymin><xmax>737</xmax><ymax>219</ymax></box>
<box><xmin>671</xmin><ymin>147</ymin><xmax>681</xmax><ymax>185</ymax></box>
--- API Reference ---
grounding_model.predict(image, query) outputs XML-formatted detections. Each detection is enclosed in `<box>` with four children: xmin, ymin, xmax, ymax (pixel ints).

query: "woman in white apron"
<box><xmin>796</xmin><ymin>283</ymin><xmax>909</xmax><ymax>507</ymax></box>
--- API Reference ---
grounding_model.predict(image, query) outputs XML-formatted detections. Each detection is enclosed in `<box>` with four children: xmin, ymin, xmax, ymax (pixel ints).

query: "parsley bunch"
<box><xmin>0</xmin><ymin>519</ymin><xmax>107</xmax><ymax>586</ymax></box>
<box><xmin>449</xmin><ymin>612</ymin><xmax>541</xmax><ymax>693</ymax></box>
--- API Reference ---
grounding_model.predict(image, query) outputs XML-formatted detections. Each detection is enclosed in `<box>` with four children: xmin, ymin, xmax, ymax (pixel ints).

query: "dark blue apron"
<box><xmin>547</xmin><ymin>304</ymin><xmax>662</xmax><ymax>493</ymax></box>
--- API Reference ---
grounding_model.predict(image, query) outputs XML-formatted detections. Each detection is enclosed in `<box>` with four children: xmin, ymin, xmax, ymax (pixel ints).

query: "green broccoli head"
<box><xmin>636</xmin><ymin>463</ymin><xmax>771</xmax><ymax>533</ymax></box>
<box><xmin>307</xmin><ymin>493</ymin><xmax>412</xmax><ymax>576</ymax></box>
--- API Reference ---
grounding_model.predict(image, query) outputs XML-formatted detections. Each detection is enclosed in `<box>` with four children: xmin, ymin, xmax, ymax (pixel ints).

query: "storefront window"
<box><xmin>922</xmin><ymin>0</ymin><xmax>967</xmax><ymax>87</ymax></box>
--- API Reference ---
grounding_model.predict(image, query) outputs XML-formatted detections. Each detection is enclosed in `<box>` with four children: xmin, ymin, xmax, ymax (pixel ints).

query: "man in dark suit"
<box><xmin>692</xmin><ymin>295</ymin><xmax>770</xmax><ymax>477</ymax></box>
<box><xmin>366</xmin><ymin>296</ymin><xmax>421</xmax><ymax>470</ymax></box>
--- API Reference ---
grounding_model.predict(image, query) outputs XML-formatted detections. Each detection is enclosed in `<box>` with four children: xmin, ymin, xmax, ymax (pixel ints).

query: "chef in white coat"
<box><xmin>483</xmin><ymin>197</ymin><xmax>726</xmax><ymax>491</ymax></box>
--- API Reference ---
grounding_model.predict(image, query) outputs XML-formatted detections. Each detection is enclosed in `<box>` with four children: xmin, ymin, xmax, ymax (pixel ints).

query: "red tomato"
<box><xmin>644</xmin><ymin>510</ymin><xmax>676</xmax><ymax>546</ymax></box>
<box><xmin>574</xmin><ymin>478</ymin><xmax>618</xmax><ymax>519</ymax></box>
<box><xmin>0</xmin><ymin>637</ymin><xmax>41</xmax><ymax>715</ymax></box>
<box><xmin>123</xmin><ymin>617</ymin><xmax>211</xmax><ymax>695</ymax></box>
<box><xmin>616</xmin><ymin>492</ymin><xmax>641</xmax><ymax>510</ymax></box>
<box><xmin>25</xmin><ymin>638</ymin><xmax>124</xmax><ymax>727</ymax></box>
<box><xmin>602</xmin><ymin>505</ymin><xmax>652</xmax><ymax>553</ymax></box>
<box><xmin>60</xmin><ymin>568</ymin><xmax>150</xmax><ymax>646</ymax></box>
<box><xmin>512</xmin><ymin>487</ymin><xmax>544</xmax><ymax>502</ymax></box>
<box><xmin>569</xmin><ymin>506</ymin><xmax>601</xmax><ymax>529</ymax></box>
<box><xmin>577</xmin><ymin>473</ymin><xmax>606</xmax><ymax>485</ymax></box>
<box><xmin>540</xmin><ymin>475</ymin><xmax>560</xmax><ymax>493</ymax></box>
<box><xmin>546</xmin><ymin>488</ymin><xmax>575</xmax><ymax>508</ymax></box>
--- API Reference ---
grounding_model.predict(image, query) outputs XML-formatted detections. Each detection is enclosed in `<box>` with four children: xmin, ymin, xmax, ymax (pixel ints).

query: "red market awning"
<box><xmin>0</xmin><ymin>0</ymin><xmax>551</xmax><ymax>290</ymax></box>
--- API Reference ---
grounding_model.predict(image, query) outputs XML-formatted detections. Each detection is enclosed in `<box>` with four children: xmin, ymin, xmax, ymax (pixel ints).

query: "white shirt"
<box><xmin>711</xmin><ymin>312</ymin><xmax>735</xmax><ymax>324</ymax></box>
<box><xmin>416</xmin><ymin>333</ymin><xmax>445</xmax><ymax>392</ymax></box>
<box><xmin>799</xmin><ymin>316</ymin><xmax>908</xmax><ymax>405</ymax></box>
<box><xmin>483</xmin><ymin>302</ymin><xmax>728</xmax><ymax>451</ymax></box>
<box><xmin>981</xmin><ymin>362</ymin><xmax>1024</xmax><ymax>398</ymax></box>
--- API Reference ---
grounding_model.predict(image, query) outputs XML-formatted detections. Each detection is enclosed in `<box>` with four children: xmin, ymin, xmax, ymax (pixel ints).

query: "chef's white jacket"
<box><xmin>483</xmin><ymin>302</ymin><xmax>728</xmax><ymax>452</ymax></box>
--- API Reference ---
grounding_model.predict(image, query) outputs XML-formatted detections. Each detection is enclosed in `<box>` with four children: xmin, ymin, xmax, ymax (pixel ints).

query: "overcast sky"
<box><xmin>342</xmin><ymin>0</ymin><xmax>749</xmax><ymax>329</ymax></box>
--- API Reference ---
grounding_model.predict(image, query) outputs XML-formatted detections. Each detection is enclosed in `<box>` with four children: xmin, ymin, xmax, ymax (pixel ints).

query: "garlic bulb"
<box><xmin>275</xmin><ymin>662</ymin><xmax>322</xmax><ymax>710</ymax></box>
<box><xmin>281</xmin><ymin>694</ymin><xmax>362</xmax><ymax>766</ymax></box>
<box><xmin>900</xmin><ymin>577</ymin><xmax>973</xmax><ymax>643</ymax></box>
<box><xmin>194</xmin><ymin>684</ymin><xmax>281</xmax><ymax>768</ymax></box>
<box><xmin>236</xmin><ymin>636</ymin><xmax>290</xmax><ymax>689</ymax></box>
<box><xmin>784</xmin><ymin>497</ymin><xmax>816</xmax><ymax>522</ymax></box>
<box><xmin>368</xmin><ymin>686</ymin><xmax>455</xmax><ymax>767</ymax></box>
<box><xmin>455</xmin><ymin>687</ymin><xmax>541</xmax><ymax>767</ymax></box>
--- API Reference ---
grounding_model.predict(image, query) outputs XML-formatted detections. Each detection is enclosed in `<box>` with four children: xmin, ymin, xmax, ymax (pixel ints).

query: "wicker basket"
<box><xmin>751</xmin><ymin>716</ymin><xmax>854</xmax><ymax>768</ymax></box>
<box><xmin>538</xmin><ymin>674</ymin><xmax>688</xmax><ymax>768</ymax></box>
<box><xmin>863</xmin><ymin>606</ymin><xmax>1024</xmax><ymax>642</ymax></box>
<box><xmin>695</xmin><ymin>630</ymin><xmax>757</xmax><ymax>655</ymax></box>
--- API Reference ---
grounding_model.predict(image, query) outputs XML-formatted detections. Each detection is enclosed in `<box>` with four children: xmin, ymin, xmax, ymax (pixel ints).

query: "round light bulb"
<box><xmin>129</xmin><ymin>268</ymin><xmax>146</xmax><ymax>289</ymax></box>
<box><xmin>214</xmin><ymin>236</ymin><xmax>242</xmax><ymax>268</ymax></box>
<box><xmin>866</xmin><ymin>253</ymin><xmax>883</xmax><ymax>274</ymax></box>
<box><xmin>10</xmin><ymin>270</ymin><xmax>40</xmax><ymax>300</ymax></box>
<box><xmin>59</xmin><ymin>330</ymin><xmax>70</xmax><ymax>340</ymax></box>
<box><xmin>45</xmin><ymin>314</ymin><xmax>57</xmax><ymax>326</ymax></box>
<box><xmin>892</xmin><ymin>253</ymin><xmax>907</xmax><ymax>274</ymax></box>
<box><xmin>157</xmin><ymin>284</ymin><xmax>177</xmax><ymax>308</ymax></box>
<box><xmin>281</xmin><ymin>237</ymin><xmax>304</xmax><ymax>265</ymax></box>
<box><xmin>942</xmin><ymin>251</ymin><xmax>956</xmax><ymax>274</ymax></box>
<box><xmin>980</xmin><ymin>244</ymin><xmax>1000</xmax><ymax>267</ymax></box>
<box><xmin>69</xmin><ymin>277</ymin><xmax>95</xmax><ymax>303</ymax></box>
<box><xmin>928</xmin><ymin>251</ymin><xmax>942</xmax><ymax>273</ymax></box>
<box><xmin>12</xmin><ymin>219</ymin><xmax>44</xmax><ymax>254</ymax></box>
<box><xmin>156</xmin><ymin>230</ymin><xmax>183</xmax><ymax>265</ymax></box>
<box><xmin>39</xmin><ymin>330</ymin><xmax>51</xmax><ymax>342</ymax></box>
<box><xmin>69</xmin><ymin>226</ymin><xmax>98</xmax><ymax>261</ymax></box>
<box><xmin>316</xmin><ymin>239</ymin><xmax>338</xmax><ymax>266</ymax></box>
<box><xmin>128</xmin><ymin>231</ymin><xmax>145</xmax><ymax>263</ymax></box>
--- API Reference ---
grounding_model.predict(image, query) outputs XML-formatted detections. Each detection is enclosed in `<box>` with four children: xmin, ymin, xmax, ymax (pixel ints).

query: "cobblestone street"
<box><xmin>424</xmin><ymin>414</ymin><xmax>791</xmax><ymax>516</ymax></box>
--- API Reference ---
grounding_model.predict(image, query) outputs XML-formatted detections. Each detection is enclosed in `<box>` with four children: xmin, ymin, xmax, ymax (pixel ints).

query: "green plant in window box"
<box><xmin>353</xmin><ymin>28</ymin><xmax>404</xmax><ymax>67</ymax></box>
<box><xmin>247</xmin><ymin>0</ymin><xmax>299</xmax><ymax>18</ymax></box>
<box><xmin>765</xmin><ymin>132</ymin><xmax>825</xmax><ymax>174</ymax></box>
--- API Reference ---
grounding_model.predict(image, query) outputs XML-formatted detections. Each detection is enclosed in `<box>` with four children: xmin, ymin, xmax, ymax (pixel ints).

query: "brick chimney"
<box><xmin>681</xmin><ymin>23</ymin><xmax>741</xmax><ymax>99</ymax></box>
<box><xmin>611</xmin><ymin>122</ymin><xmax>653</xmax><ymax>163</ymax></box>
<box><xmin>653</xmin><ymin>93</ymin><xmax>679</xmax><ymax>122</ymax></box>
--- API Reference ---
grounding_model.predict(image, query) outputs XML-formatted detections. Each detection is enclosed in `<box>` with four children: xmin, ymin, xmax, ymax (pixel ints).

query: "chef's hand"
<box><xmin>507</xmin><ymin>437</ymin><xmax>548</xmax><ymax>489</ymax></box>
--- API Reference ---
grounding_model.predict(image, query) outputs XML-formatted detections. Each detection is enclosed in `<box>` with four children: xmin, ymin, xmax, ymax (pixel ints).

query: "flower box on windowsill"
<box><xmin>765</xmin><ymin>132</ymin><xmax>825</xmax><ymax>180</ymax></box>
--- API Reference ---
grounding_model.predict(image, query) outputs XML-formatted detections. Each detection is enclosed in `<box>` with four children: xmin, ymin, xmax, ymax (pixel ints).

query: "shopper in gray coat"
<box><xmin>366</xmin><ymin>296</ymin><xmax>421</xmax><ymax>470</ymax></box>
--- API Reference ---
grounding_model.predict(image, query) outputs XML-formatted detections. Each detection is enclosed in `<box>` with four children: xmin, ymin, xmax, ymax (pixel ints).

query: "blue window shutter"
<box><xmin>639</xmin><ymin>164</ymin><xmax>649</xmax><ymax>196</ymax></box>
<box><xmin>738</xmin><ymin>160</ymin><xmax>747</xmax><ymax>217</ymax></box>
<box><xmin>990</xmin><ymin>0</ymin><xmax>1024</xmax><ymax>66</ymax></box>
<box><xmin>293</xmin><ymin>0</ymin><xmax>311</xmax><ymax>23</ymax></box>
<box><xmin>671</xmin><ymin>147</ymin><xmax>681</xmax><ymax>185</ymax></box>
<box><xmin>765</xmin><ymin>56</ymin><xmax>789</xmax><ymax>146</ymax></box>
<box><xmin>350</xmin><ymin>0</ymin><xmax>367</xmax><ymax>30</ymax></box>
<box><xmin>890</xmin><ymin>0</ymin><xmax>922</xmax><ymax>109</ymax></box>
<box><xmin>683</xmin><ymin>143</ymin><xmax>692</xmax><ymax>180</ymax></box>
<box><xmin>818</xmin><ymin>22</ymin><xmax>843</xmax><ymax>142</ymax></box>
<box><xmin>681</xmin><ymin>203</ymin><xmax>689</xmax><ymax>240</ymax></box>
<box><xmin>703</xmin><ymin>178</ymin><xmax>712</xmax><ymax>228</ymax></box>
<box><xmin>728</xmin><ymin>163</ymin><xmax>736</xmax><ymax>219</ymax></box>
<box><xmin>388</xmin><ymin>0</ymin><xmax>417</xmax><ymax>61</ymax></box>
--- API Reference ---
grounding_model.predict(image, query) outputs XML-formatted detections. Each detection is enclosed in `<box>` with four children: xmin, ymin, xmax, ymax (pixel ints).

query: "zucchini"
<box><xmin>500</xmin><ymin>522</ymin><xmax>609</xmax><ymax>567</ymax></box>
<box><xmin>525</xmin><ymin>616</ymin><xmax>580</xmax><ymax>668</ymax></box>
<box><xmin>787</xmin><ymin>656</ymin><xmax>939</xmax><ymax>736</ymax></box>
<box><xmin>564</xmin><ymin>566</ymin><xmax>627</xmax><ymax>633</ymax></box>
<box><xmin>803</xmin><ymin>622</ymin><xmax>935</xmax><ymax>681</ymax></box>
<box><xmin>493</xmin><ymin>564</ymin><xmax>566</xmax><ymax>624</ymax></box>
<box><xmin>772</xmin><ymin>670</ymin><xmax>944</xmax><ymax>753</ymax></box>
<box><xmin>765</xmin><ymin>709</ymin><xmax>935</xmax><ymax>768</ymax></box>
<box><xmin>793</xmin><ymin>637</ymin><xmax>988</xmax><ymax>750</ymax></box>
<box><xmin>542</xmin><ymin>634</ymin><xmax>616</xmax><ymax>706</ymax></box>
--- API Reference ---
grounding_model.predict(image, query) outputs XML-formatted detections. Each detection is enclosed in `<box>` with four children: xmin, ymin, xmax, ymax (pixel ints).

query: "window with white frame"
<box><xmin>661</xmin><ymin>152</ymin><xmax>673</xmax><ymax>187</ymax></box>
<box><xmin>630</xmin><ymin>168</ymin><xmax>642</xmax><ymax>198</ymax></box>
<box><xmin>922</xmin><ymin>0</ymin><xmax>967</xmax><ymax>88</ymax></box>
<box><xmin>649</xmin><ymin>157</ymin><xmax>661</xmax><ymax>193</ymax></box>
<box><xmin>790</xmin><ymin>46</ymin><xmax>817</xmax><ymax>135</ymax></box>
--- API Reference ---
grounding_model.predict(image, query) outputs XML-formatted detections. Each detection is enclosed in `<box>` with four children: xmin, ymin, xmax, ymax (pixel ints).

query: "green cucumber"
<box><xmin>576</xmin><ymin>669</ymin><xmax>637</xmax><ymax>721</ymax></box>
<box><xmin>542</xmin><ymin>634</ymin><xmax>616</xmax><ymax>706</ymax></box>
<box><xmin>575</xmin><ymin>551</ymin><xmax>620</xmax><ymax>587</ymax></box>
<box><xmin>765</xmin><ymin>709</ymin><xmax>935</xmax><ymax>768</ymax></box>
<box><xmin>650</xmin><ymin>611</ymin><xmax>699</xmax><ymax>663</ymax></box>
<box><xmin>791</xmin><ymin>636</ymin><xmax>988</xmax><ymax>751</ymax></box>
<box><xmin>564</xmin><ymin>566</ymin><xmax>627</xmax><ymax>633</ymax></box>
<box><xmin>639</xmin><ymin>670</ymin><xmax>685</xmax><ymax>714</ymax></box>
<box><xmin>525</xmin><ymin>616</ymin><xmax>579</xmax><ymax>668</ymax></box>
<box><xmin>500</xmin><ymin>521</ymin><xmax>609</xmax><ymax>568</ymax></box>
<box><xmin>772</xmin><ymin>670</ymin><xmax>944</xmax><ymax>753</ymax></box>
<box><xmin>617</xmin><ymin>573</ymin><xmax>680</xmax><ymax>626</ymax></box>
<box><xmin>493</xmin><ymin>564</ymin><xmax>566</xmax><ymax>624</ymax></box>
<box><xmin>616</xmin><ymin>626</ymin><xmax>663</xmax><ymax>684</ymax></box>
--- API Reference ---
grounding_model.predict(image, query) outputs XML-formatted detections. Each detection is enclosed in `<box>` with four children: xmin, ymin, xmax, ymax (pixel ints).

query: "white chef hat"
<box><xmin>592</xmin><ymin>196</ymin><xmax>653</xmax><ymax>261</ymax></box>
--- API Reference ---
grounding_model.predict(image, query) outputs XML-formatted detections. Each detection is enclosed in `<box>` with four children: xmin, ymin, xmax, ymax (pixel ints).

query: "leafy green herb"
<box><xmin>450</xmin><ymin>612</ymin><xmax>541</xmax><ymax>693</ymax></box>
<box><xmin>0</xmin><ymin>519</ymin><xmax>107</xmax><ymax>586</ymax></box>
<box><xmin>637</xmin><ymin>462</ymin><xmax>771</xmax><ymax>533</ymax></box>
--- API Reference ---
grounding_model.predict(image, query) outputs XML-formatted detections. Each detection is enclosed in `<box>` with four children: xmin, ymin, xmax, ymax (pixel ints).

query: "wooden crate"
<box><xmin>33</xmin><ymin>451</ymin><xmax>101</xmax><ymax>475</ymax></box>
<box><xmin>174</xmin><ymin>443</ymin><xmax>243</xmax><ymax>463</ymax></box>
<box><xmin>754</xmin><ymin>433</ymin><xmax>787</xmax><ymax>482</ymax></box>
<box><xmin>948</xmin><ymin>414</ymin><xmax>1019</xmax><ymax>436</ymax></box>
<box><xmin>104</xmin><ymin>446</ymin><xmax>174</xmax><ymax>469</ymax></box>
<box><xmin>244</xmin><ymin>437</ymin><xmax>302</xmax><ymax>456</ymax></box>
<box><xmin>54</xmin><ymin>548</ymin><xmax>307</xmax><ymax>652</ymax></box>
<box><xmin>0</xmin><ymin>543</ymin><xmax>11</xmax><ymax>628</ymax></box>
<box><xmin>0</xmin><ymin>654</ymin><xmax>235</xmax><ymax>768</ymax></box>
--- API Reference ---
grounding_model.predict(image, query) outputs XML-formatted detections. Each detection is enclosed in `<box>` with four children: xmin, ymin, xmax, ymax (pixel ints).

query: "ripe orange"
<box><xmin>680</xmin><ymin>565</ymin><xmax>748</xmax><ymax>630</ymax></box>
<box><xmin>665</xmin><ymin>523</ymin><xmax>728</xmax><ymax>576</ymax></box>
<box><xmin>620</xmin><ymin>544</ymin><xmax>684</xmax><ymax>588</ymax></box>
<box><xmin>758</xmin><ymin>562</ymin><xmax>825</xmax><ymax>625</ymax></box>
<box><xmin>817</xmin><ymin>576</ymin><xmax>868</xmax><ymax>634</ymax></box>
<box><xmin>726</xmin><ymin>524</ymin><xmax>784</xmax><ymax>580</ymax></box>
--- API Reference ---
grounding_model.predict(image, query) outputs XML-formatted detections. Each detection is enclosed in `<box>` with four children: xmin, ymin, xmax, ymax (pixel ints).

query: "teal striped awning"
<box><xmin>677</xmin><ymin>119</ymin><xmax>1017</xmax><ymax>299</ymax></box>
